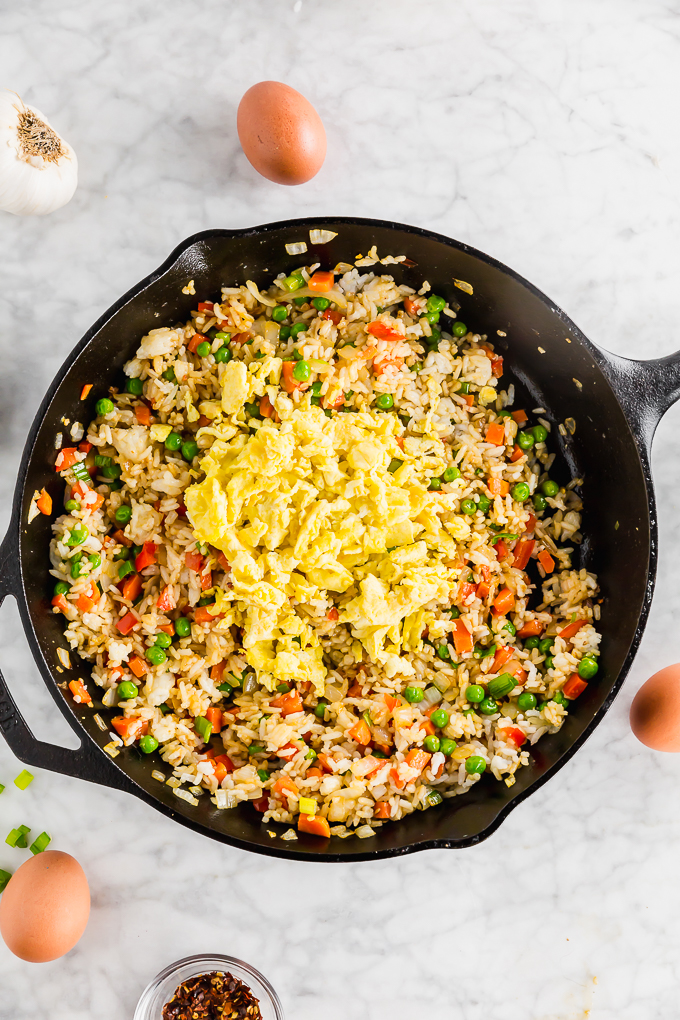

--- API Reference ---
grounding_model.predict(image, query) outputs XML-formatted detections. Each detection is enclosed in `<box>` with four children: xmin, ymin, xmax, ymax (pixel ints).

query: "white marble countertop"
<box><xmin>2</xmin><ymin>1</ymin><xmax>680</xmax><ymax>1017</ymax></box>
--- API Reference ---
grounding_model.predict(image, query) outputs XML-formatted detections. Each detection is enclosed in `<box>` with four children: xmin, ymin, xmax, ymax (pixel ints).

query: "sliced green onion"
<box><xmin>71</xmin><ymin>461</ymin><xmax>90</xmax><ymax>482</ymax></box>
<box><xmin>491</xmin><ymin>532</ymin><xmax>518</xmax><ymax>545</ymax></box>
<box><xmin>0</xmin><ymin>869</ymin><xmax>12</xmax><ymax>892</ymax></box>
<box><xmin>14</xmin><ymin>770</ymin><xmax>34</xmax><ymax>790</ymax></box>
<box><xmin>194</xmin><ymin>716</ymin><xmax>212</xmax><ymax>743</ymax></box>
<box><xmin>362</xmin><ymin>710</ymin><xmax>373</xmax><ymax>728</ymax></box>
<box><xmin>0</xmin><ymin>783</ymin><xmax>4</xmax><ymax>795</ymax></box>
<box><xmin>29</xmin><ymin>832</ymin><xmax>51</xmax><ymax>855</ymax></box>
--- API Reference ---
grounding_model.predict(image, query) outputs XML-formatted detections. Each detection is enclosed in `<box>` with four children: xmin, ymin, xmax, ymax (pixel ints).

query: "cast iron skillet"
<box><xmin>1</xmin><ymin>216</ymin><xmax>679</xmax><ymax>863</ymax></box>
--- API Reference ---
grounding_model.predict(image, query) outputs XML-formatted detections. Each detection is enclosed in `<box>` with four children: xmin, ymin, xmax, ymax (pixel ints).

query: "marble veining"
<box><xmin>3</xmin><ymin>1</ymin><xmax>680</xmax><ymax>1017</ymax></box>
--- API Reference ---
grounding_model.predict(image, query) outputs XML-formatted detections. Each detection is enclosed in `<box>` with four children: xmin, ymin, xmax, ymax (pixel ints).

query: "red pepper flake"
<box><xmin>161</xmin><ymin>971</ymin><xmax>262</xmax><ymax>1020</ymax></box>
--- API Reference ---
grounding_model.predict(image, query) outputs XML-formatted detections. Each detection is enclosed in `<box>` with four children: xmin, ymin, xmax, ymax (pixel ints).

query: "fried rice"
<box><xmin>45</xmin><ymin>251</ymin><xmax>602</xmax><ymax>839</ymax></box>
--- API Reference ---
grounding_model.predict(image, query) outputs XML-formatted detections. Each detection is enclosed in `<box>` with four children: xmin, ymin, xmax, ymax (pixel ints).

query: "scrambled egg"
<box><xmin>185</xmin><ymin>391</ymin><xmax>459</xmax><ymax>694</ymax></box>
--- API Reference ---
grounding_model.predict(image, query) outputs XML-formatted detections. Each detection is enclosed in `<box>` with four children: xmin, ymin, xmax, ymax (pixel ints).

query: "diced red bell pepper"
<box><xmin>214</xmin><ymin>753</ymin><xmax>236</xmax><ymax>773</ymax></box>
<box><xmin>55</xmin><ymin>447</ymin><xmax>79</xmax><ymax>472</ymax></box>
<box><xmin>403</xmin><ymin>296</ymin><xmax>420</xmax><ymax>316</ymax></box>
<box><xmin>157</xmin><ymin>585</ymin><xmax>176</xmax><ymax>612</ymax></box>
<box><xmin>78</xmin><ymin>440</ymin><xmax>93</xmax><ymax>453</ymax></box>
<box><xmin>512</xmin><ymin>539</ymin><xmax>535</xmax><ymax>571</ymax></box>
<box><xmin>188</xmin><ymin>332</ymin><xmax>210</xmax><ymax>353</ymax></box>
<box><xmin>206</xmin><ymin>706</ymin><xmax>223</xmax><ymax>734</ymax></box>
<box><xmin>559</xmin><ymin>619</ymin><xmax>586</xmax><ymax>641</ymax></box>
<box><xmin>491</xmin><ymin>356</ymin><xmax>503</xmax><ymax>377</ymax></box>
<box><xmin>493</xmin><ymin>588</ymin><xmax>515</xmax><ymax>616</ymax></box>
<box><xmin>538</xmin><ymin>549</ymin><xmax>555</xmax><ymax>573</ymax></box>
<box><xmin>563</xmin><ymin>674</ymin><xmax>588</xmax><ymax>699</ymax></box>
<box><xmin>253</xmin><ymin>796</ymin><xmax>271</xmax><ymax>813</ymax></box>
<box><xmin>194</xmin><ymin>605</ymin><xmax>224</xmax><ymax>625</ymax></box>
<box><xmin>495</xmin><ymin>539</ymin><xmax>509</xmax><ymax>560</ymax></box>
<box><xmin>121</xmin><ymin>574</ymin><xmax>142</xmax><ymax>602</ymax></box>
<box><xmin>348</xmin><ymin>718</ymin><xmax>371</xmax><ymax>746</ymax></box>
<box><xmin>197</xmin><ymin>301</ymin><xmax>214</xmax><ymax>312</ymax></box>
<box><xmin>200</xmin><ymin>569</ymin><xmax>213</xmax><ymax>592</ymax></box>
<box><xmin>116</xmin><ymin>611</ymin><xmax>138</xmax><ymax>635</ymax></box>
<box><xmin>504</xmin><ymin>726</ymin><xmax>527</xmax><ymax>747</ymax></box>
<box><xmin>80</xmin><ymin>383</ymin><xmax>93</xmax><ymax>400</ymax></box>
<box><xmin>210</xmin><ymin>660</ymin><xmax>226</xmax><ymax>683</ymax></box>
<box><xmin>321</xmin><ymin>308</ymin><xmax>342</xmax><ymax>325</ymax></box>
<box><xmin>135</xmin><ymin>541</ymin><xmax>157</xmax><ymax>571</ymax></box>
<box><xmin>185</xmin><ymin>550</ymin><xmax>204</xmax><ymax>572</ymax></box>
<box><xmin>134</xmin><ymin>403</ymin><xmax>152</xmax><ymax>425</ymax></box>
<box><xmin>270</xmin><ymin>690</ymin><xmax>304</xmax><ymax>717</ymax></box>
<box><xmin>451</xmin><ymin>619</ymin><xmax>473</xmax><ymax>655</ymax></box>
<box><xmin>215</xmin><ymin>550</ymin><xmax>230</xmax><ymax>571</ymax></box>
<box><xmin>367</xmin><ymin>321</ymin><xmax>402</xmax><ymax>341</ymax></box>
<box><xmin>517</xmin><ymin>619</ymin><xmax>543</xmax><ymax>638</ymax></box>
<box><xmin>36</xmin><ymin>488</ymin><xmax>52</xmax><ymax>515</ymax></box>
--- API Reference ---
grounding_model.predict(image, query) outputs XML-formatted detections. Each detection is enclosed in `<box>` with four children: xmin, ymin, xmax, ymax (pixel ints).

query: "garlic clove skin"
<box><xmin>0</xmin><ymin>93</ymin><xmax>78</xmax><ymax>216</ymax></box>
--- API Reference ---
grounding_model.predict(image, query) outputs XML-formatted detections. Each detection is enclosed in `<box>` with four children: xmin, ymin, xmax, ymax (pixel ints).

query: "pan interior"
<box><xmin>17</xmin><ymin>220</ymin><xmax>652</xmax><ymax>858</ymax></box>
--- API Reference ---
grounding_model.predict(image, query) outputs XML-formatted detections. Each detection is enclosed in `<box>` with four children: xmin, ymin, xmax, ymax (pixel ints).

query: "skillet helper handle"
<box><xmin>0</xmin><ymin>525</ymin><xmax>132</xmax><ymax>791</ymax></box>
<box><xmin>602</xmin><ymin>349</ymin><xmax>680</xmax><ymax>450</ymax></box>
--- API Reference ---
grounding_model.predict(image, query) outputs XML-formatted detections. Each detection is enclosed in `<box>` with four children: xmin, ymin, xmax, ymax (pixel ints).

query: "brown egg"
<box><xmin>630</xmin><ymin>664</ymin><xmax>680</xmax><ymax>751</ymax></box>
<box><xmin>0</xmin><ymin>850</ymin><xmax>90</xmax><ymax>962</ymax></box>
<box><xmin>237</xmin><ymin>81</ymin><xmax>326</xmax><ymax>185</ymax></box>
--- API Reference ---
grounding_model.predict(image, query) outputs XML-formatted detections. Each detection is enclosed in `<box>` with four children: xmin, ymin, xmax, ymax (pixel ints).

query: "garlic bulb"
<box><xmin>0</xmin><ymin>92</ymin><xmax>77</xmax><ymax>216</ymax></box>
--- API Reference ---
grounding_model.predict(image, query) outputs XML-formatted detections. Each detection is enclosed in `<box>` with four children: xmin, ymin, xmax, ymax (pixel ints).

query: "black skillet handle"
<box><xmin>600</xmin><ymin>349</ymin><xmax>680</xmax><ymax>450</ymax></box>
<box><xmin>0</xmin><ymin>523</ymin><xmax>134</xmax><ymax>792</ymax></box>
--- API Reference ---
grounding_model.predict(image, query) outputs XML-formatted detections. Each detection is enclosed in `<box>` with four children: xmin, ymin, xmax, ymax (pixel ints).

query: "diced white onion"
<box><xmin>285</xmin><ymin>241</ymin><xmax>308</xmax><ymax>255</ymax></box>
<box><xmin>103</xmin><ymin>742</ymin><xmax>120</xmax><ymax>758</ymax></box>
<box><xmin>56</xmin><ymin>648</ymin><xmax>71</xmax><ymax>669</ymax></box>
<box><xmin>355</xmin><ymin>824</ymin><xmax>376</xmax><ymax>838</ymax></box>
<box><xmin>245</xmin><ymin>280</ymin><xmax>277</xmax><ymax>308</ymax></box>
<box><xmin>173</xmin><ymin>787</ymin><xmax>199</xmax><ymax>806</ymax></box>
<box><xmin>93</xmin><ymin>714</ymin><xmax>107</xmax><ymax>731</ymax></box>
<box><xmin>309</xmin><ymin>229</ymin><xmax>337</xmax><ymax>245</ymax></box>
<box><xmin>151</xmin><ymin>770</ymin><xmax>165</xmax><ymax>782</ymax></box>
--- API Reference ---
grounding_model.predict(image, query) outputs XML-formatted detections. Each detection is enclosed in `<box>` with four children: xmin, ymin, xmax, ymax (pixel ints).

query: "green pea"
<box><xmin>88</xmin><ymin>553</ymin><xmax>101</xmax><ymax>569</ymax></box>
<box><xmin>436</xmin><ymin>644</ymin><xmax>451</xmax><ymax>661</ymax></box>
<box><xmin>440</xmin><ymin>737</ymin><xmax>457</xmax><ymax>756</ymax></box>
<box><xmin>181</xmin><ymin>439</ymin><xmax>199</xmax><ymax>461</ymax></box>
<box><xmin>196</xmin><ymin>341</ymin><xmax>211</xmax><ymax>357</ymax></box>
<box><xmin>449</xmin><ymin>606</ymin><xmax>460</xmax><ymax>619</ymax></box>
<box><xmin>102</xmin><ymin>463</ymin><xmax>122</xmax><ymax>480</ymax></box>
<box><xmin>312</xmin><ymin>297</ymin><xmax>330</xmax><ymax>311</ymax></box>
<box><xmin>214</xmin><ymin>344</ymin><xmax>232</xmax><ymax>363</ymax></box>
<box><xmin>279</xmin><ymin>325</ymin><xmax>292</xmax><ymax>342</ymax></box>
<box><xmin>175</xmin><ymin>617</ymin><xmax>191</xmax><ymax>638</ymax></box>
<box><xmin>539</xmin><ymin>637</ymin><xmax>553</xmax><ymax>655</ymax></box>
<box><xmin>118</xmin><ymin>560</ymin><xmax>135</xmax><ymax>580</ymax></box>
<box><xmin>70</xmin><ymin>554</ymin><xmax>83</xmax><ymax>579</ymax></box>
<box><xmin>272</xmin><ymin>305</ymin><xmax>288</xmax><ymax>321</ymax></box>
<box><xmin>146</xmin><ymin>645</ymin><xmax>167</xmax><ymax>666</ymax></box>
<box><xmin>66</xmin><ymin>525</ymin><xmax>89</xmax><ymax>546</ymax></box>
<box><xmin>517</xmin><ymin>430</ymin><xmax>534</xmax><ymax>450</ymax></box>
<box><xmin>293</xmin><ymin>360</ymin><xmax>311</xmax><ymax>382</ymax></box>
<box><xmin>533</xmin><ymin>493</ymin><xmax>547</xmax><ymax>512</ymax></box>
<box><xmin>314</xmin><ymin>701</ymin><xmax>328</xmax><ymax>719</ymax></box>
<box><xmin>244</xmin><ymin>402</ymin><xmax>261</xmax><ymax>419</ymax></box>
<box><xmin>423</xmin><ymin>735</ymin><xmax>441</xmax><ymax>753</ymax></box>
<box><xmin>290</xmin><ymin>322</ymin><xmax>307</xmax><ymax>339</ymax></box>
<box><xmin>541</xmin><ymin>479</ymin><xmax>559</xmax><ymax>497</ymax></box>
<box><xmin>282</xmin><ymin>272</ymin><xmax>305</xmax><ymax>291</ymax></box>
<box><xmin>457</xmin><ymin>381</ymin><xmax>470</xmax><ymax>394</ymax></box>
<box><xmin>511</xmin><ymin>482</ymin><xmax>530</xmax><ymax>503</ymax></box>
<box><xmin>544</xmin><ymin>655</ymin><xmax>555</xmax><ymax>669</ymax></box>
<box><xmin>430</xmin><ymin>708</ymin><xmax>449</xmax><ymax>729</ymax></box>
<box><xmin>159</xmin><ymin>366</ymin><xmax>176</xmax><ymax>383</ymax></box>
<box><xmin>479</xmin><ymin>697</ymin><xmax>499</xmax><ymax>715</ymax></box>
<box><xmin>114</xmin><ymin>505</ymin><xmax>132</xmax><ymax>524</ymax></box>
<box><xmin>465</xmin><ymin>756</ymin><xmax>486</xmax><ymax>775</ymax></box>
<box><xmin>465</xmin><ymin>685</ymin><xmax>485</xmax><ymax>704</ymax></box>
<box><xmin>524</xmin><ymin>636</ymin><xmax>540</xmax><ymax>650</ymax></box>
<box><xmin>154</xmin><ymin>632</ymin><xmax>172</xmax><ymax>648</ymax></box>
<box><xmin>96</xmin><ymin>397</ymin><xmax>114</xmax><ymax>416</ymax></box>
<box><xmin>250</xmin><ymin>743</ymin><xmax>266</xmax><ymax>755</ymax></box>
<box><xmin>461</xmin><ymin>498</ymin><xmax>476</xmax><ymax>515</ymax></box>
<box><xmin>532</xmin><ymin>425</ymin><xmax>548</xmax><ymax>443</ymax></box>
<box><xmin>215</xmin><ymin>331</ymin><xmax>230</xmax><ymax>341</ymax></box>
<box><xmin>257</xmin><ymin>769</ymin><xmax>270</xmax><ymax>782</ymax></box>
<box><xmin>551</xmin><ymin>691</ymin><xmax>567</xmax><ymax>706</ymax></box>
<box><xmin>404</xmin><ymin>686</ymin><xmax>425</xmax><ymax>704</ymax></box>
<box><xmin>117</xmin><ymin>681</ymin><xmax>139</xmax><ymax>700</ymax></box>
<box><xmin>54</xmin><ymin>581</ymin><xmax>69</xmax><ymax>596</ymax></box>
<box><xmin>442</xmin><ymin>465</ymin><xmax>461</xmax><ymax>482</ymax></box>
<box><xmin>425</xmin><ymin>309</ymin><xmax>440</xmax><ymax>325</ymax></box>
<box><xmin>388</xmin><ymin>458</ymin><xmax>403</xmax><ymax>473</ymax></box>
<box><xmin>376</xmin><ymin>393</ymin><xmax>394</xmax><ymax>411</ymax></box>
<box><xmin>476</xmin><ymin>495</ymin><xmax>491</xmax><ymax>512</ymax></box>
<box><xmin>452</xmin><ymin>322</ymin><xmax>468</xmax><ymax>337</ymax></box>
<box><xmin>426</xmin><ymin>294</ymin><xmax>446</xmax><ymax>314</ymax></box>
<box><xmin>125</xmin><ymin>377</ymin><xmax>144</xmax><ymax>396</ymax></box>
<box><xmin>427</xmin><ymin>328</ymin><xmax>442</xmax><ymax>349</ymax></box>
<box><xmin>578</xmin><ymin>656</ymin><xmax>599</xmax><ymax>680</ymax></box>
<box><xmin>428</xmin><ymin>476</ymin><xmax>442</xmax><ymax>491</ymax></box>
<box><xmin>139</xmin><ymin>735</ymin><xmax>159</xmax><ymax>754</ymax></box>
<box><xmin>488</xmin><ymin>674</ymin><xmax>517</xmax><ymax>699</ymax></box>
<box><xmin>502</xmin><ymin>620</ymin><xmax>516</xmax><ymax>636</ymax></box>
<box><xmin>517</xmin><ymin>692</ymin><xmax>537</xmax><ymax>711</ymax></box>
<box><xmin>64</xmin><ymin>499</ymin><xmax>79</xmax><ymax>512</ymax></box>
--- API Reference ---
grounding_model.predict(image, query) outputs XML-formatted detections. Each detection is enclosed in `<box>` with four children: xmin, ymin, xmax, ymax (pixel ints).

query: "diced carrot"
<box><xmin>405</xmin><ymin>748</ymin><xmax>431</xmax><ymax>772</ymax></box>
<box><xmin>134</xmin><ymin>403</ymin><xmax>152</xmax><ymax>426</ymax></box>
<box><xmin>33</xmin><ymin>487</ymin><xmax>52</xmax><ymax>517</ymax></box>
<box><xmin>80</xmin><ymin>383</ymin><xmax>93</xmax><ymax>400</ymax></box>
<box><xmin>458</xmin><ymin>581</ymin><xmax>476</xmax><ymax>602</ymax></box>
<box><xmin>51</xmin><ymin>593</ymin><xmax>70</xmax><ymax>614</ymax></box>
<box><xmin>317</xmin><ymin>752</ymin><xmax>335</xmax><ymax>773</ymax></box>
<box><xmin>308</xmin><ymin>270</ymin><xmax>334</xmax><ymax>292</ymax></box>
<box><xmin>232</xmin><ymin>332</ymin><xmax>252</xmax><ymax>345</ymax></box>
<box><xmin>347</xmin><ymin>682</ymin><xmax>363</xmax><ymax>698</ymax></box>
<box><xmin>298</xmin><ymin>814</ymin><xmax>331</xmax><ymax>838</ymax></box>
<box><xmin>321</xmin><ymin>308</ymin><xmax>342</xmax><ymax>325</ymax></box>
<box><xmin>128</xmin><ymin>655</ymin><xmax>148</xmax><ymax>678</ymax></box>
<box><xmin>390</xmin><ymin>766</ymin><xmax>405</xmax><ymax>789</ymax></box>
<box><xmin>511</xmin><ymin>409</ymin><xmax>528</xmax><ymax>424</ymax></box>
<box><xmin>495</xmin><ymin>539</ymin><xmax>508</xmax><ymax>560</ymax></box>
<box><xmin>493</xmin><ymin>646</ymin><xmax>514</xmax><ymax>671</ymax></box>
<box><xmin>403</xmin><ymin>297</ymin><xmax>420</xmax><ymax>316</ymax></box>
<box><xmin>463</xmin><ymin>393</ymin><xmax>475</xmax><ymax>407</ymax></box>
<box><xmin>68</xmin><ymin>679</ymin><xmax>92</xmax><ymax>705</ymax></box>
<box><xmin>55</xmin><ymin>447</ymin><xmax>79</xmax><ymax>472</ymax></box>
<box><xmin>306</xmin><ymin>767</ymin><xmax>323</xmax><ymax>779</ymax></box>
<box><xmin>349</xmin><ymin>718</ymin><xmax>371</xmax><ymax>745</ymax></box>
<box><xmin>281</xmin><ymin>360</ymin><xmax>309</xmax><ymax>394</ymax></box>
<box><xmin>78</xmin><ymin>440</ymin><xmax>93</xmax><ymax>453</ymax></box>
<box><xmin>384</xmin><ymin>694</ymin><xmax>399</xmax><ymax>712</ymax></box>
<box><xmin>121</xmin><ymin>574</ymin><xmax>142</xmax><ymax>602</ymax></box>
<box><xmin>503</xmin><ymin>660</ymin><xmax>528</xmax><ymax>684</ymax></box>
<box><xmin>76</xmin><ymin>590</ymin><xmax>97</xmax><ymax>614</ymax></box>
<box><xmin>135</xmin><ymin>541</ymin><xmax>157</xmax><ymax>571</ymax></box>
<box><xmin>211</xmin><ymin>761</ymin><xmax>228</xmax><ymax>784</ymax></box>
<box><xmin>476</xmin><ymin>581</ymin><xmax>490</xmax><ymax>599</ymax></box>
<box><xmin>504</xmin><ymin>726</ymin><xmax>527</xmax><ymax>747</ymax></box>
<box><xmin>452</xmin><ymin>618</ymin><xmax>473</xmax><ymax>655</ymax></box>
<box><xmin>111</xmin><ymin>715</ymin><xmax>147</xmax><ymax>743</ymax></box>
<box><xmin>486</xmin><ymin>422</ymin><xmax>506</xmax><ymax>446</ymax></box>
<box><xmin>563</xmin><ymin>674</ymin><xmax>588</xmax><ymax>699</ymax></box>
<box><xmin>353</xmin><ymin>755</ymin><xmax>384</xmax><ymax>778</ymax></box>
<box><xmin>259</xmin><ymin>393</ymin><xmax>275</xmax><ymax>418</ymax></box>
<box><xmin>273</xmin><ymin>776</ymin><xmax>299</xmax><ymax>799</ymax></box>
<box><xmin>210</xmin><ymin>661</ymin><xmax>226</xmax><ymax>683</ymax></box>
<box><xmin>206</xmin><ymin>707</ymin><xmax>223</xmax><ymax>734</ymax></box>
<box><xmin>197</xmin><ymin>301</ymin><xmax>214</xmax><ymax>312</ymax></box>
<box><xmin>396</xmin><ymin>437</ymin><xmax>404</xmax><ymax>451</ymax></box>
<box><xmin>215</xmin><ymin>550</ymin><xmax>230</xmax><ymax>572</ymax></box>
<box><xmin>194</xmin><ymin>605</ymin><xmax>224</xmax><ymax>625</ymax></box>
<box><xmin>298</xmin><ymin>680</ymin><xmax>312</xmax><ymax>697</ymax></box>
<box><xmin>188</xmin><ymin>332</ymin><xmax>209</xmax><ymax>353</ymax></box>
<box><xmin>559</xmin><ymin>619</ymin><xmax>586</xmax><ymax>640</ymax></box>
<box><xmin>116</xmin><ymin>611</ymin><xmax>137</xmax><ymax>634</ymax></box>
<box><xmin>510</xmin><ymin>445</ymin><xmax>524</xmax><ymax>463</ymax></box>
<box><xmin>197</xmin><ymin>415</ymin><xmax>212</xmax><ymax>428</ymax></box>
<box><xmin>156</xmin><ymin>585</ymin><xmax>176</xmax><ymax>612</ymax></box>
<box><xmin>327</xmin><ymin>606</ymin><xmax>339</xmax><ymax>622</ymax></box>
<box><xmin>200</xmin><ymin>569</ymin><xmax>213</xmax><ymax>592</ymax></box>
<box><xmin>270</xmin><ymin>690</ymin><xmax>304</xmax><ymax>716</ymax></box>
<box><xmin>158</xmin><ymin>622</ymin><xmax>175</xmax><ymax>636</ymax></box>
<box><xmin>214</xmin><ymin>753</ymin><xmax>236</xmax><ymax>773</ymax></box>
<box><xmin>488</xmin><ymin>478</ymin><xmax>510</xmax><ymax>497</ymax></box>
<box><xmin>420</xmin><ymin>718</ymin><xmax>436</xmax><ymax>736</ymax></box>
<box><xmin>374</xmin><ymin>800</ymin><xmax>392</xmax><ymax>819</ymax></box>
<box><xmin>367</xmin><ymin>320</ymin><xmax>402</xmax><ymax>341</ymax></box>
<box><xmin>185</xmin><ymin>550</ymin><xmax>204</xmax><ymax>572</ymax></box>
<box><xmin>517</xmin><ymin>619</ymin><xmax>543</xmax><ymax>638</ymax></box>
<box><xmin>493</xmin><ymin>587</ymin><xmax>516</xmax><ymax>616</ymax></box>
<box><xmin>513</xmin><ymin>539</ymin><xmax>535</xmax><ymax>571</ymax></box>
<box><xmin>491</xmin><ymin>356</ymin><xmax>503</xmax><ymax>378</ymax></box>
<box><xmin>321</xmin><ymin>390</ymin><xmax>346</xmax><ymax>409</ymax></box>
<box><xmin>525</xmin><ymin>513</ymin><xmax>537</xmax><ymax>533</ymax></box>
<box><xmin>113</xmin><ymin>529</ymin><xmax>132</xmax><ymax>547</ymax></box>
<box><xmin>538</xmin><ymin>549</ymin><xmax>556</xmax><ymax>573</ymax></box>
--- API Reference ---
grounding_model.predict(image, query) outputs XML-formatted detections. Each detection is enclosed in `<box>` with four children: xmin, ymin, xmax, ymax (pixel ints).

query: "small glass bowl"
<box><xmin>134</xmin><ymin>953</ymin><xmax>285</xmax><ymax>1020</ymax></box>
